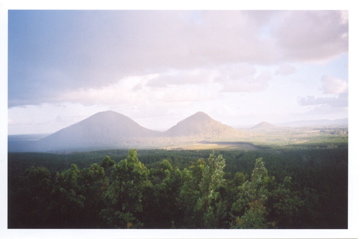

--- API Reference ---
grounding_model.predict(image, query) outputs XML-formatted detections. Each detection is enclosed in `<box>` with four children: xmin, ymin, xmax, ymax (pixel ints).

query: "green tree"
<box><xmin>143</xmin><ymin>159</ymin><xmax>183</xmax><ymax>228</ymax></box>
<box><xmin>177</xmin><ymin>158</ymin><xmax>205</xmax><ymax>228</ymax></box>
<box><xmin>8</xmin><ymin>166</ymin><xmax>52</xmax><ymax>228</ymax></box>
<box><xmin>100</xmin><ymin>149</ymin><xmax>151</xmax><ymax>228</ymax></box>
<box><xmin>80</xmin><ymin>163</ymin><xmax>109</xmax><ymax>227</ymax></box>
<box><xmin>101</xmin><ymin>155</ymin><xmax>115</xmax><ymax>176</ymax></box>
<box><xmin>231</xmin><ymin>158</ymin><xmax>303</xmax><ymax>229</ymax></box>
<box><xmin>178</xmin><ymin>152</ymin><xmax>227</xmax><ymax>228</ymax></box>
<box><xmin>49</xmin><ymin>163</ymin><xmax>85</xmax><ymax>227</ymax></box>
<box><xmin>269</xmin><ymin>176</ymin><xmax>304</xmax><ymax>228</ymax></box>
<box><xmin>231</xmin><ymin>158</ymin><xmax>271</xmax><ymax>228</ymax></box>
<box><xmin>196</xmin><ymin>152</ymin><xmax>227</xmax><ymax>228</ymax></box>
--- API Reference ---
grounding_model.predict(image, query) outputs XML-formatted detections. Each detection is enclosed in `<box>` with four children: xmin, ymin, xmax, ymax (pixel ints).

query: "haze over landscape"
<box><xmin>8</xmin><ymin>10</ymin><xmax>348</xmax><ymax>135</ymax></box>
<box><xmin>4</xmin><ymin>6</ymin><xmax>356</xmax><ymax>234</ymax></box>
<box><xmin>9</xmin><ymin>110</ymin><xmax>249</xmax><ymax>152</ymax></box>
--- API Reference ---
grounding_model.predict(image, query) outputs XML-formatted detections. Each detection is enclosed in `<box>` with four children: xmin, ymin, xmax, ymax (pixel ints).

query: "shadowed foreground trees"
<box><xmin>100</xmin><ymin>149</ymin><xmax>151</xmax><ymax>228</ymax></box>
<box><xmin>8</xmin><ymin>149</ymin><xmax>346</xmax><ymax>229</ymax></box>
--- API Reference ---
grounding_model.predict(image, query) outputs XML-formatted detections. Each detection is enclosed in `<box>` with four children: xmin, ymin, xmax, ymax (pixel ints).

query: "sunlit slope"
<box><xmin>165</xmin><ymin>112</ymin><xmax>244</xmax><ymax>140</ymax></box>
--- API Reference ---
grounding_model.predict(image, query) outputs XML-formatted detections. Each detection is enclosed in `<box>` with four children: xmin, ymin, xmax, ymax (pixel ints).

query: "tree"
<box><xmin>231</xmin><ymin>158</ymin><xmax>271</xmax><ymax>228</ymax></box>
<box><xmin>269</xmin><ymin>176</ymin><xmax>304</xmax><ymax>228</ymax></box>
<box><xmin>49</xmin><ymin>163</ymin><xmax>86</xmax><ymax>228</ymax></box>
<box><xmin>79</xmin><ymin>163</ymin><xmax>109</xmax><ymax>227</ymax></box>
<box><xmin>178</xmin><ymin>152</ymin><xmax>227</xmax><ymax>228</ymax></box>
<box><xmin>177</xmin><ymin>158</ymin><xmax>205</xmax><ymax>228</ymax></box>
<box><xmin>231</xmin><ymin>158</ymin><xmax>303</xmax><ymax>229</ymax></box>
<box><xmin>196</xmin><ymin>152</ymin><xmax>227</xmax><ymax>228</ymax></box>
<box><xmin>8</xmin><ymin>166</ymin><xmax>52</xmax><ymax>228</ymax></box>
<box><xmin>100</xmin><ymin>155</ymin><xmax>115</xmax><ymax>176</ymax></box>
<box><xmin>100</xmin><ymin>149</ymin><xmax>151</xmax><ymax>228</ymax></box>
<box><xmin>143</xmin><ymin>159</ymin><xmax>183</xmax><ymax>228</ymax></box>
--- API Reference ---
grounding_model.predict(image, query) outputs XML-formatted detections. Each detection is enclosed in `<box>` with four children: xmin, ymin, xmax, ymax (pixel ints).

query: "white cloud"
<box><xmin>275</xmin><ymin>64</ymin><xmax>296</xmax><ymax>76</ymax></box>
<box><xmin>60</xmin><ymin>72</ymin><xmax>220</xmax><ymax>109</ymax></box>
<box><xmin>216</xmin><ymin>64</ymin><xmax>272</xmax><ymax>92</ymax></box>
<box><xmin>61</xmin><ymin>75</ymin><xmax>157</xmax><ymax>105</ymax></box>
<box><xmin>146</xmin><ymin>68</ymin><xmax>216</xmax><ymax>88</ymax></box>
<box><xmin>322</xmin><ymin>75</ymin><xmax>348</xmax><ymax>94</ymax></box>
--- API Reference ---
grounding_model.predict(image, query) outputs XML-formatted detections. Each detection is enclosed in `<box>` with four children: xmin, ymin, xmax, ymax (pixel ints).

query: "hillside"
<box><xmin>9</xmin><ymin>111</ymin><xmax>246</xmax><ymax>152</ymax></box>
<box><xmin>165</xmin><ymin>112</ymin><xmax>243</xmax><ymax>140</ymax></box>
<box><xmin>32</xmin><ymin>111</ymin><xmax>161</xmax><ymax>152</ymax></box>
<box><xmin>251</xmin><ymin>121</ymin><xmax>277</xmax><ymax>130</ymax></box>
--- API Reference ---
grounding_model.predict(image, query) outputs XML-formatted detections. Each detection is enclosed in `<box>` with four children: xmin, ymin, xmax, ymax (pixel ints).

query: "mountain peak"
<box><xmin>91</xmin><ymin>110</ymin><xmax>124</xmax><ymax>118</ymax></box>
<box><xmin>251</xmin><ymin>121</ymin><xmax>277</xmax><ymax>129</ymax></box>
<box><xmin>165</xmin><ymin>111</ymin><xmax>242</xmax><ymax>138</ymax></box>
<box><xmin>34</xmin><ymin>110</ymin><xmax>160</xmax><ymax>152</ymax></box>
<box><xmin>188</xmin><ymin>111</ymin><xmax>212</xmax><ymax>120</ymax></box>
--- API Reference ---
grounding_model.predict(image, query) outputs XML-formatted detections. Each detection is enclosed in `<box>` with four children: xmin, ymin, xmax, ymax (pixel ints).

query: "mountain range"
<box><xmin>9</xmin><ymin>111</ymin><xmax>244</xmax><ymax>152</ymax></box>
<box><xmin>8</xmin><ymin>111</ymin><xmax>348</xmax><ymax>153</ymax></box>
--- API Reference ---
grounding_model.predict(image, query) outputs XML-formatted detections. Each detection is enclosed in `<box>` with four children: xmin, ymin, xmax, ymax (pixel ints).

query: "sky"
<box><xmin>7</xmin><ymin>10</ymin><xmax>349</xmax><ymax>134</ymax></box>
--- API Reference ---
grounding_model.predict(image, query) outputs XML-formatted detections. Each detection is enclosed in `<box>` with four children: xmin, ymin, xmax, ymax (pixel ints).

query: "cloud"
<box><xmin>298</xmin><ymin>93</ymin><xmax>348</xmax><ymax>108</ymax></box>
<box><xmin>8</xmin><ymin>10</ymin><xmax>348</xmax><ymax>107</ymax></box>
<box><xmin>59</xmin><ymin>62</ymin><xmax>274</xmax><ymax>106</ymax></box>
<box><xmin>275</xmin><ymin>65</ymin><xmax>296</xmax><ymax>76</ymax></box>
<box><xmin>216</xmin><ymin>64</ymin><xmax>272</xmax><ymax>92</ymax></box>
<box><xmin>298</xmin><ymin>73</ymin><xmax>348</xmax><ymax>110</ymax></box>
<box><xmin>321</xmin><ymin>75</ymin><xmax>348</xmax><ymax>94</ymax></box>
<box><xmin>60</xmin><ymin>75</ymin><xmax>154</xmax><ymax>106</ymax></box>
<box><xmin>146</xmin><ymin>69</ymin><xmax>215</xmax><ymax>88</ymax></box>
<box><xmin>60</xmin><ymin>73</ymin><xmax>220</xmax><ymax>108</ymax></box>
<box><xmin>272</xmin><ymin>11</ymin><xmax>348</xmax><ymax>62</ymax></box>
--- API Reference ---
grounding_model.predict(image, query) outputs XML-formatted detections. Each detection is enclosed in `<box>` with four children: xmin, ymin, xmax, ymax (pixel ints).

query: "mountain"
<box><xmin>251</xmin><ymin>121</ymin><xmax>277</xmax><ymax>130</ymax></box>
<box><xmin>9</xmin><ymin>111</ymin><xmax>245</xmax><ymax>152</ymax></box>
<box><xmin>32</xmin><ymin>111</ymin><xmax>161</xmax><ymax>152</ymax></box>
<box><xmin>165</xmin><ymin>112</ymin><xmax>243</xmax><ymax>139</ymax></box>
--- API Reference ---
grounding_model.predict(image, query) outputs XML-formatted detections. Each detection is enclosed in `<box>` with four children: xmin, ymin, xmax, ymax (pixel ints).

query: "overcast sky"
<box><xmin>8</xmin><ymin>10</ymin><xmax>349</xmax><ymax>134</ymax></box>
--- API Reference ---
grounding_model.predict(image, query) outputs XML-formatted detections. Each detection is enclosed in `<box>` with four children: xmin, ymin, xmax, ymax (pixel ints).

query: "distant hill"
<box><xmin>9</xmin><ymin>111</ymin><xmax>244</xmax><ymax>152</ymax></box>
<box><xmin>165</xmin><ymin>112</ymin><xmax>243</xmax><ymax>139</ymax></box>
<box><xmin>251</xmin><ymin>121</ymin><xmax>277</xmax><ymax>130</ymax></box>
<box><xmin>30</xmin><ymin>111</ymin><xmax>161</xmax><ymax>152</ymax></box>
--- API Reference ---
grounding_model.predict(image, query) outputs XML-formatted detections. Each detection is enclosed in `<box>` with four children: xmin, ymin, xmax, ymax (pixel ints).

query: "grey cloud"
<box><xmin>298</xmin><ymin>93</ymin><xmax>348</xmax><ymax>108</ymax></box>
<box><xmin>9</xmin><ymin>10</ymin><xmax>348</xmax><ymax>107</ymax></box>
<box><xmin>272</xmin><ymin>11</ymin><xmax>348</xmax><ymax>62</ymax></box>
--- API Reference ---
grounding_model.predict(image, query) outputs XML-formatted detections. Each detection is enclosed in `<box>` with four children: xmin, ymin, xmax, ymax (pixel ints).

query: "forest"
<box><xmin>8</xmin><ymin>144</ymin><xmax>348</xmax><ymax>229</ymax></box>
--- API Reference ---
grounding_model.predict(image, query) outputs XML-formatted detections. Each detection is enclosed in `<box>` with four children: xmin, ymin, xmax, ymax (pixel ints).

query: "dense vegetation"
<box><xmin>8</xmin><ymin>146</ymin><xmax>347</xmax><ymax>229</ymax></box>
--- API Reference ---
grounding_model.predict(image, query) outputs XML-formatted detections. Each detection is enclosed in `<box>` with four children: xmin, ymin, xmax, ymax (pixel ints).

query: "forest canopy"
<box><xmin>8</xmin><ymin>148</ymin><xmax>347</xmax><ymax>229</ymax></box>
